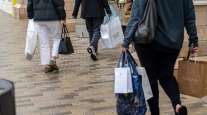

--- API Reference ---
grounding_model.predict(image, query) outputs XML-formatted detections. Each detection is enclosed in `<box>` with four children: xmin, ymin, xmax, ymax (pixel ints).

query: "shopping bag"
<box><xmin>25</xmin><ymin>19</ymin><xmax>37</xmax><ymax>61</ymax></box>
<box><xmin>116</xmin><ymin>51</ymin><xmax>147</xmax><ymax>115</ymax></box>
<box><xmin>114</xmin><ymin>53</ymin><xmax>133</xmax><ymax>94</ymax></box>
<box><xmin>114</xmin><ymin>68</ymin><xmax>133</xmax><ymax>94</ymax></box>
<box><xmin>100</xmin><ymin>16</ymin><xmax>124</xmax><ymax>49</ymax></box>
<box><xmin>177</xmin><ymin>51</ymin><xmax>207</xmax><ymax>98</ymax></box>
<box><xmin>137</xmin><ymin>67</ymin><xmax>153</xmax><ymax>101</ymax></box>
<box><xmin>109</xmin><ymin>4</ymin><xmax>120</xmax><ymax>17</ymax></box>
<box><xmin>126</xmin><ymin>51</ymin><xmax>153</xmax><ymax>100</ymax></box>
<box><xmin>59</xmin><ymin>24</ymin><xmax>74</xmax><ymax>55</ymax></box>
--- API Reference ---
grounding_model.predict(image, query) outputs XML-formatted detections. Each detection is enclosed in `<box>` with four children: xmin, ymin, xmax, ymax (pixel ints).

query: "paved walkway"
<box><xmin>0</xmin><ymin>11</ymin><xmax>207</xmax><ymax>115</ymax></box>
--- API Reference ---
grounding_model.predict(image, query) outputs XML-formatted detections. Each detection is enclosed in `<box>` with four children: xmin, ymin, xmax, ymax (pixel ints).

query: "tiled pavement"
<box><xmin>0</xmin><ymin>11</ymin><xmax>207</xmax><ymax>115</ymax></box>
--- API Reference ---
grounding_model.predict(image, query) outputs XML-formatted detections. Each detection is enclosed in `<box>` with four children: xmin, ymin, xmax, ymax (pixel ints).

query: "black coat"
<box><xmin>72</xmin><ymin>0</ymin><xmax>112</xmax><ymax>19</ymax></box>
<box><xmin>27</xmin><ymin>0</ymin><xmax>66</xmax><ymax>21</ymax></box>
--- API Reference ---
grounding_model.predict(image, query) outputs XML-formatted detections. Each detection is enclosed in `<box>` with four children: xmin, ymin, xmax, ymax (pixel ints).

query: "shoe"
<box><xmin>87</xmin><ymin>46</ymin><xmax>97</xmax><ymax>61</ymax></box>
<box><xmin>44</xmin><ymin>60</ymin><xmax>59</xmax><ymax>73</ymax></box>
<box><xmin>44</xmin><ymin>65</ymin><xmax>53</xmax><ymax>73</ymax></box>
<box><xmin>50</xmin><ymin>60</ymin><xmax>59</xmax><ymax>72</ymax></box>
<box><xmin>176</xmin><ymin>106</ymin><xmax>187</xmax><ymax>115</ymax></box>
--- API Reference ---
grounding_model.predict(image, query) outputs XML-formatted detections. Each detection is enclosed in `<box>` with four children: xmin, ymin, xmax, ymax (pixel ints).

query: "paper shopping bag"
<box><xmin>177</xmin><ymin>58</ymin><xmax>207</xmax><ymax>98</ymax></box>
<box><xmin>114</xmin><ymin>67</ymin><xmax>133</xmax><ymax>94</ymax></box>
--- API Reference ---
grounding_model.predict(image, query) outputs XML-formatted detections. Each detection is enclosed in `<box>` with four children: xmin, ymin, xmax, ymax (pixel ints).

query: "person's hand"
<box><xmin>121</xmin><ymin>45</ymin><xmax>128</xmax><ymax>52</ymax></box>
<box><xmin>190</xmin><ymin>47</ymin><xmax>199</xmax><ymax>56</ymax></box>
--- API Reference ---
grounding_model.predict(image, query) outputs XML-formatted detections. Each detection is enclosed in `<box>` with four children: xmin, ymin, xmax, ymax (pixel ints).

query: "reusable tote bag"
<box><xmin>59</xmin><ymin>24</ymin><xmax>74</xmax><ymax>55</ymax></box>
<box><xmin>116</xmin><ymin>51</ymin><xmax>147</xmax><ymax>115</ymax></box>
<box><xmin>25</xmin><ymin>19</ymin><xmax>37</xmax><ymax>61</ymax></box>
<box><xmin>100</xmin><ymin>16</ymin><xmax>124</xmax><ymax>49</ymax></box>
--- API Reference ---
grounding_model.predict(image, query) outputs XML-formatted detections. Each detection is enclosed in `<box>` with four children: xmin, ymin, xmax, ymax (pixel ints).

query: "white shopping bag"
<box><xmin>137</xmin><ymin>67</ymin><xmax>153</xmax><ymax>101</ymax></box>
<box><xmin>100</xmin><ymin>16</ymin><xmax>124</xmax><ymax>49</ymax></box>
<box><xmin>25</xmin><ymin>19</ymin><xmax>37</xmax><ymax>61</ymax></box>
<box><xmin>114</xmin><ymin>67</ymin><xmax>133</xmax><ymax>94</ymax></box>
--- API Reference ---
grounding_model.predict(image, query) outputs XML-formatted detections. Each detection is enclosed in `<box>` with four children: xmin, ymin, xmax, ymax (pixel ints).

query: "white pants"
<box><xmin>35</xmin><ymin>21</ymin><xmax>61</xmax><ymax>65</ymax></box>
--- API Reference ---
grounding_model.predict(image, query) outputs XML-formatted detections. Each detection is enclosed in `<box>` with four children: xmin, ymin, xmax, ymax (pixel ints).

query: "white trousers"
<box><xmin>35</xmin><ymin>21</ymin><xmax>61</xmax><ymax>65</ymax></box>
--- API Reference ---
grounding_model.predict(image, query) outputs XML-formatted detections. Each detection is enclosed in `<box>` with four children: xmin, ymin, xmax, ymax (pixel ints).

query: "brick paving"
<box><xmin>0</xmin><ymin>11</ymin><xmax>207</xmax><ymax>115</ymax></box>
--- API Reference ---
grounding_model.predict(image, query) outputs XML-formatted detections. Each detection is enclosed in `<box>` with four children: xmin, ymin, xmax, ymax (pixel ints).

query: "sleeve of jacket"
<box><xmin>122</xmin><ymin>0</ymin><xmax>146</xmax><ymax>48</ymax></box>
<box><xmin>184</xmin><ymin>0</ymin><xmax>198</xmax><ymax>47</ymax></box>
<box><xmin>102</xmin><ymin>0</ymin><xmax>112</xmax><ymax>15</ymax></box>
<box><xmin>27</xmin><ymin>0</ymin><xmax>33</xmax><ymax>19</ymax></box>
<box><xmin>72</xmin><ymin>0</ymin><xmax>82</xmax><ymax>18</ymax></box>
<box><xmin>52</xmin><ymin>0</ymin><xmax>66</xmax><ymax>20</ymax></box>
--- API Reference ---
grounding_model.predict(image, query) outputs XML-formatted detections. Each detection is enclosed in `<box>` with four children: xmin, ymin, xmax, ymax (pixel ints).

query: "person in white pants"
<box><xmin>27</xmin><ymin>0</ymin><xmax>66</xmax><ymax>73</ymax></box>
<box><xmin>36</xmin><ymin>21</ymin><xmax>61</xmax><ymax>65</ymax></box>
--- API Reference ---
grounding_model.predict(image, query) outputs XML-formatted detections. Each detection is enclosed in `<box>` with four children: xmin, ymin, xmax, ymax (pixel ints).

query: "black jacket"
<box><xmin>72</xmin><ymin>0</ymin><xmax>112</xmax><ymax>19</ymax></box>
<box><xmin>27</xmin><ymin>0</ymin><xmax>66</xmax><ymax>21</ymax></box>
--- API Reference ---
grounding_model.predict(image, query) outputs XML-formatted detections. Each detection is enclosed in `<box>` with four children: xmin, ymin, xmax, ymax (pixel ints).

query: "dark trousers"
<box><xmin>135</xmin><ymin>42</ymin><xmax>181</xmax><ymax>115</ymax></box>
<box><xmin>85</xmin><ymin>17</ymin><xmax>104</xmax><ymax>52</ymax></box>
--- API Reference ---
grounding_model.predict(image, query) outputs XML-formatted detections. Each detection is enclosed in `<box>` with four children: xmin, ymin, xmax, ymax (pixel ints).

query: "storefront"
<box><xmin>0</xmin><ymin>0</ymin><xmax>16</xmax><ymax>15</ymax></box>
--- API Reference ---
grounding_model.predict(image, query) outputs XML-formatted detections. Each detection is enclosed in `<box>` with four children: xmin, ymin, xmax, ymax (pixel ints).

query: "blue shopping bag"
<box><xmin>116</xmin><ymin>51</ymin><xmax>147</xmax><ymax>115</ymax></box>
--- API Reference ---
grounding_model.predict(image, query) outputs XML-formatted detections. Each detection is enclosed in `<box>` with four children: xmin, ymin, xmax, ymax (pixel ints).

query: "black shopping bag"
<box><xmin>59</xmin><ymin>24</ymin><xmax>74</xmax><ymax>55</ymax></box>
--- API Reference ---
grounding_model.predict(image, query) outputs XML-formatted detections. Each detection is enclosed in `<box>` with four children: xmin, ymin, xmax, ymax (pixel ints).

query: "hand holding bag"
<box><xmin>134</xmin><ymin>0</ymin><xmax>157</xmax><ymax>44</ymax></box>
<box><xmin>116</xmin><ymin>51</ymin><xmax>147</xmax><ymax>115</ymax></box>
<box><xmin>58</xmin><ymin>24</ymin><xmax>74</xmax><ymax>55</ymax></box>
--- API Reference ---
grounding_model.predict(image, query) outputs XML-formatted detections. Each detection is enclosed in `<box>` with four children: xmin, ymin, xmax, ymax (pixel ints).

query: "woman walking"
<box><xmin>122</xmin><ymin>0</ymin><xmax>198</xmax><ymax>114</ymax></box>
<box><xmin>72</xmin><ymin>0</ymin><xmax>112</xmax><ymax>61</ymax></box>
<box><xmin>115</xmin><ymin>0</ymin><xmax>133</xmax><ymax>32</ymax></box>
<box><xmin>27</xmin><ymin>0</ymin><xmax>66</xmax><ymax>73</ymax></box>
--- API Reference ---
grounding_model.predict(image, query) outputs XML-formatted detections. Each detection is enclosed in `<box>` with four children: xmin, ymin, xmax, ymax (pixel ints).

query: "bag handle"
<box><xmin>126</xmin><ymin>50</ymin><xmax>138</xmax><ymax>66</ymax></box>
<box><xmin>186</xmin><ymin>50</ymin><xmax>190</xmax><ymax>60</ymax></box>
<box><xmin>61</xmin><ymin>24</ymin><xmax>70</xmax><ymax>39</ymax></box>
<box><xmin>125</xmin><ymin>51</ymin><xmax>141</xmax><ymax>77</ymax></box>
<box><xmin>185</xmin><ymin>48</ymin><xmax>198</xmax><ymax>63</ymax></box>
<box><xmin>117</xmin><ymin>52</ymin><xmax>127</xmax><ymax>67</ymax></box>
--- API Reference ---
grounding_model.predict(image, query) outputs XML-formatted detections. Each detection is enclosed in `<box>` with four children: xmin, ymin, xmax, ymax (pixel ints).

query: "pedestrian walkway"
<box><xmin>0</xmin><ymin>11</ymin><xmax>207</xmax><ymax>115</ymax></box>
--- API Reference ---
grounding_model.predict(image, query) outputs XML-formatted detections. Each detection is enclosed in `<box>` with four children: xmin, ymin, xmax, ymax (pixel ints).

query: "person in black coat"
<box><xmin>72</xmin><ymin>0</ymin><xmax>112</xmax><ymax>61</ymax></box>
<box><xmin>27</xmin><ymin>0</ymin><xmax>66</xmax><ymax>73</ymax></box>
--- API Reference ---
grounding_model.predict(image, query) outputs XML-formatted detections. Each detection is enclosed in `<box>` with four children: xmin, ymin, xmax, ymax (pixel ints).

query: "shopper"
<box><xmin>122</xmin><ymin>0</ymin><xmax>198</xmax><ymax>115</ymax></box>
<box><xmin>115</xmin><ymin>0</ymin><xmax>133</xmax><ymax>32</ymax></box>
<box><xmin>27</xmin><ymin>0</ymin><xmax>66</xmax><ymax>73</ymax></box>
<box><xmin>72</xmin><ymin>0</ymin><xmax>112</xmax><ymax>61</ymax></box>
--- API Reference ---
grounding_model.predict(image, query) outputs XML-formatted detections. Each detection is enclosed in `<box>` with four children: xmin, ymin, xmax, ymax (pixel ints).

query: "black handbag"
<box><xmin>58</xmin><ymin>24</ymin><xmax>74</xmax><ymax>55</ymax></box>
<box><xmin>134</xmin><ymin>0</ymin><xmax>157</xmax><ymax>44</ymax></box>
